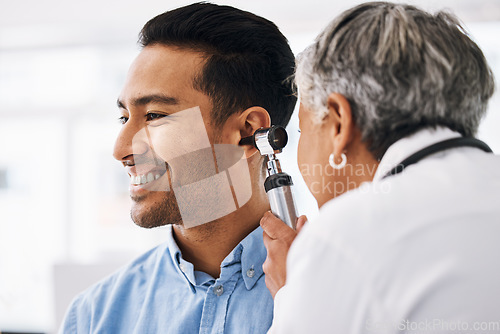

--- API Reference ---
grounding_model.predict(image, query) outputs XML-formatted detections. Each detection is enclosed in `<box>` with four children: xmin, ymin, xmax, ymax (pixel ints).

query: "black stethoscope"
<box><xmin>383</xmin><ymin>137</ymin><xmax>494</xmax><ymax>179</ymax></box>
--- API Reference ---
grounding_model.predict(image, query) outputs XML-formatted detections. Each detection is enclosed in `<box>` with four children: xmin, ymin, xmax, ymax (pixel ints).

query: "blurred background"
<box><xmin>0</xmin><ymin>0</ymin><xmax>499</xmax><ymax>332</ymax></box>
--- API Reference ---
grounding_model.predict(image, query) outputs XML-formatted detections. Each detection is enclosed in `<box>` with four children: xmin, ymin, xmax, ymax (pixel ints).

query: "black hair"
<box><xmin>139</xmin><ymin>2</ymin><xmax>297</xmax><ymax>128</ymax></box>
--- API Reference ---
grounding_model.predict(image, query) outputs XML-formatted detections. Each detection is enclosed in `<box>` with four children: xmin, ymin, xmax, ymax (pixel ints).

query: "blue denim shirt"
<box><xmin>59</xmin><ymin>225</ymin><xmax>273</xmax><ymax>333</ymax></box>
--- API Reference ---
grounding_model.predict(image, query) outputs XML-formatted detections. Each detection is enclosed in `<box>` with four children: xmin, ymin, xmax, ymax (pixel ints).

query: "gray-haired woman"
<box><xmin>261</xmin><ymin>2</ymin><xmax>500</xmax><ymax>333</ymax></box>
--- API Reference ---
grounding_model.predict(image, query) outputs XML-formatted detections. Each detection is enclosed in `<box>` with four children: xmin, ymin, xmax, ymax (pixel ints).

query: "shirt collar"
<box><xmin>164</xmin><ymin>225</ymin><xmax>197</xmax><ymax>288</ymax></box>
<box><xmin>373</xmin><ymin>126</ymin><xmax>462</xmax><ymax>182</ymax></box>
<box><xmin>165</xmin><ymin>224</ymin><xmax>266</xmax><ymax>290</ymax></box>
<box><xmin>238</xmin><ymin>226</ymin><xmax>266</xmax><ymax>290</ymax></box>
<box><xmin>165</xmin><ymin>224</ymin><xmax>180</xmax><ymax>266</ymax></box>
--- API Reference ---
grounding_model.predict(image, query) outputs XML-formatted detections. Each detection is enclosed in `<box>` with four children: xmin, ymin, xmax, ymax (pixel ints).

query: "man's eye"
<box><xmin>146</xmin><ymin>113</ymin><xmax>168</xmax><ymax>122</ymax></box>
<box><xmin>118</xmin><ymin>116</ymin><xmax>128</xmax><ymax>124</ymax></box>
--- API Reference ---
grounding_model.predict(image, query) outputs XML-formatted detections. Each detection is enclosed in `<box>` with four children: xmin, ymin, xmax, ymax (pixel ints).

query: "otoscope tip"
<box><xmin>239</xmin><ymin>136</ymin><xmax>255</xmax><ymax>147</ymax></box>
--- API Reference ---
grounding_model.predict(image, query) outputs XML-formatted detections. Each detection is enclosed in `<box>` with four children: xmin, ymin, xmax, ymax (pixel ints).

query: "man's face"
<box><xmin>114</xmin><ymin>44</ymin><xmax>221</xmax><ymax>228</ymax></box>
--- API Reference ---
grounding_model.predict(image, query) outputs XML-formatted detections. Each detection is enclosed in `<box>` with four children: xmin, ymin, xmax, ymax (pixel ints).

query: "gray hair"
<box><xmin>295</xmin><ymin>2</ymin><xmax>495</xmax><ymax>159</ymax></box>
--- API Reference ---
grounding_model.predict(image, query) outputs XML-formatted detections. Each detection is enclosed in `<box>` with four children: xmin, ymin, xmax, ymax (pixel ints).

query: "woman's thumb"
<box><xmin>296</xmin><ymin>215</ymin><xmax>308</xmax><ymax>233</ymax></box>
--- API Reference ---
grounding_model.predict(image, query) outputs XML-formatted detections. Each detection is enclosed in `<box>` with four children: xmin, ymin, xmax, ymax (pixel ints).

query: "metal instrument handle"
<box><xmin>267</xmin><ymin>185</ymin><xmax>298</xmax><ymax>229</ymax></box>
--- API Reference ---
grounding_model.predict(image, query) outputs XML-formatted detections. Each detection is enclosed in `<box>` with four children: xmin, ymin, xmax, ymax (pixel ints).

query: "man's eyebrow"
<box><xmin>117</xmin><ymin>99</ymin><xmax>126</xmax><ymax>109</ymax></box>
<box><xmin>116</xmin><ymin>94</ymin><xmax>180</xmax><ymax>109</ymax></box>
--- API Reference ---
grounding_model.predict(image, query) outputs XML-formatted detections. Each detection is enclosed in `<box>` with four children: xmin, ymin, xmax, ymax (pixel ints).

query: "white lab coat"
<box><xmin>270</xmin><ymin>127</ymin><xmax>500</xmax><ymax>334</ymax></box>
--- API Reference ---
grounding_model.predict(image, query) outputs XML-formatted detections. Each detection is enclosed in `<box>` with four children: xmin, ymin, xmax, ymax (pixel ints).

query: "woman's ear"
<box><xmin>326</xmin><ymin>93</ymin><xmax>354</xmax><ymax>157</ymax></box>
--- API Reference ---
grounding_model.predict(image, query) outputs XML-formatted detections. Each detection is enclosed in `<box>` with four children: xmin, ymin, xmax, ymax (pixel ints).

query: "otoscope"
<box><xmin>239</xmin><ymin>126</ymin><xmax>298</xmax><ymax>229</ymax></box>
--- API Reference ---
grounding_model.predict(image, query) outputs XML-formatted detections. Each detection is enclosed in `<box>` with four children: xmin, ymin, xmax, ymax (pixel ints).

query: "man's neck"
<box><xmin>172</xmin><ymin>202</ymin><xmax>267</xmax><ymax>278</ymax></box>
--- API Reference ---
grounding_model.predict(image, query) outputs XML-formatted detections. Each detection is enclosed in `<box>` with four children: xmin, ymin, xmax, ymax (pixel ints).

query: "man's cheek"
<box><xmin>174</xmin><ymin>144</ymin><xmax>252</xmax><ymax>229</ymax></box>
<box><xmin>147</xmin><ymin>106</ymin><xmax>211</xmax><ymax>162</ymax></box>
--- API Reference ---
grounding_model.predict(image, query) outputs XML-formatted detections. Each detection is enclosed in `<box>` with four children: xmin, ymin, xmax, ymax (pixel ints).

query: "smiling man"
<box><xmin>59</xmin><ymin>3</ymin><xmax>296</xmax><ymax>333</ymax></box>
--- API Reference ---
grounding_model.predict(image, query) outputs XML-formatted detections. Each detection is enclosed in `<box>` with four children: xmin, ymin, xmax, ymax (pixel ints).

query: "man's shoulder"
<box><xmin>70</xmin><ymin>241</ymin><xmax>170</xmax><ymax>309</ymax></box>
<box><xmin>59</xmin><ymin>242</ymin><xmax>175</xmax><ymax>332</ymax></box>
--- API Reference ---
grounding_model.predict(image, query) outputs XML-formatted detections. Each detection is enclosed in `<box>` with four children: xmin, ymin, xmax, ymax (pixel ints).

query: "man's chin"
<box><xmin>130</xmin><ymin>191</ymin><xmax>182</xmax><ymax>229</ymax></box>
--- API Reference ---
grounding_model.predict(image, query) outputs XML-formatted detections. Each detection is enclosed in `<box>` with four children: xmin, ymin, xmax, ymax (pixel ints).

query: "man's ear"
<box><xmin>236</xmin><ymin>106</ymin><xmax>271</xmax><ymax>157</ymax></box>
<box><xmin>239</xmin><ymin>107</ymin><xmax>271</xmax><ymax>138</ymax></box>
<box><xmin>326</xmin><ymin>93</ymin><xmax>354</xmax><ymax>157</ymax></box>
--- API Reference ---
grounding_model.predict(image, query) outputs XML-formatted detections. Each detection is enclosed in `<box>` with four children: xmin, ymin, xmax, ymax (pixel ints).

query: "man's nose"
<box><xmin>113</xmin><ymin>122</ymin><xmax>150</xmax><ymax>162</ymax></box>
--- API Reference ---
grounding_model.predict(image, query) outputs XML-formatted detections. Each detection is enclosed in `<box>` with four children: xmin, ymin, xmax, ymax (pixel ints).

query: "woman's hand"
<box><xmin>260</xmin><ymin>212</ymin><xmax>307</xmax><ymax>298</ymax></box>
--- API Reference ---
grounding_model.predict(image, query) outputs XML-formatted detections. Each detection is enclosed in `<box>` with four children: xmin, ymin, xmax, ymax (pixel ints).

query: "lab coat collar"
<box><xmin>373</xmin><ymin>126</ymin><xmax>462</xmax><ymax>182</ymax></box>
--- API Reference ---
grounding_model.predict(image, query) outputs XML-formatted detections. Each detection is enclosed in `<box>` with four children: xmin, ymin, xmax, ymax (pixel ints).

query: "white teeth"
<box><xmin>130</xmin><ymin>173</ymin><xmax>162</xmax><ymax>185</ymax></box>
<box><xmin>147</xmin><ymin>173</ymin><xmax>154</xmax><ymax>183</ymax></box>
